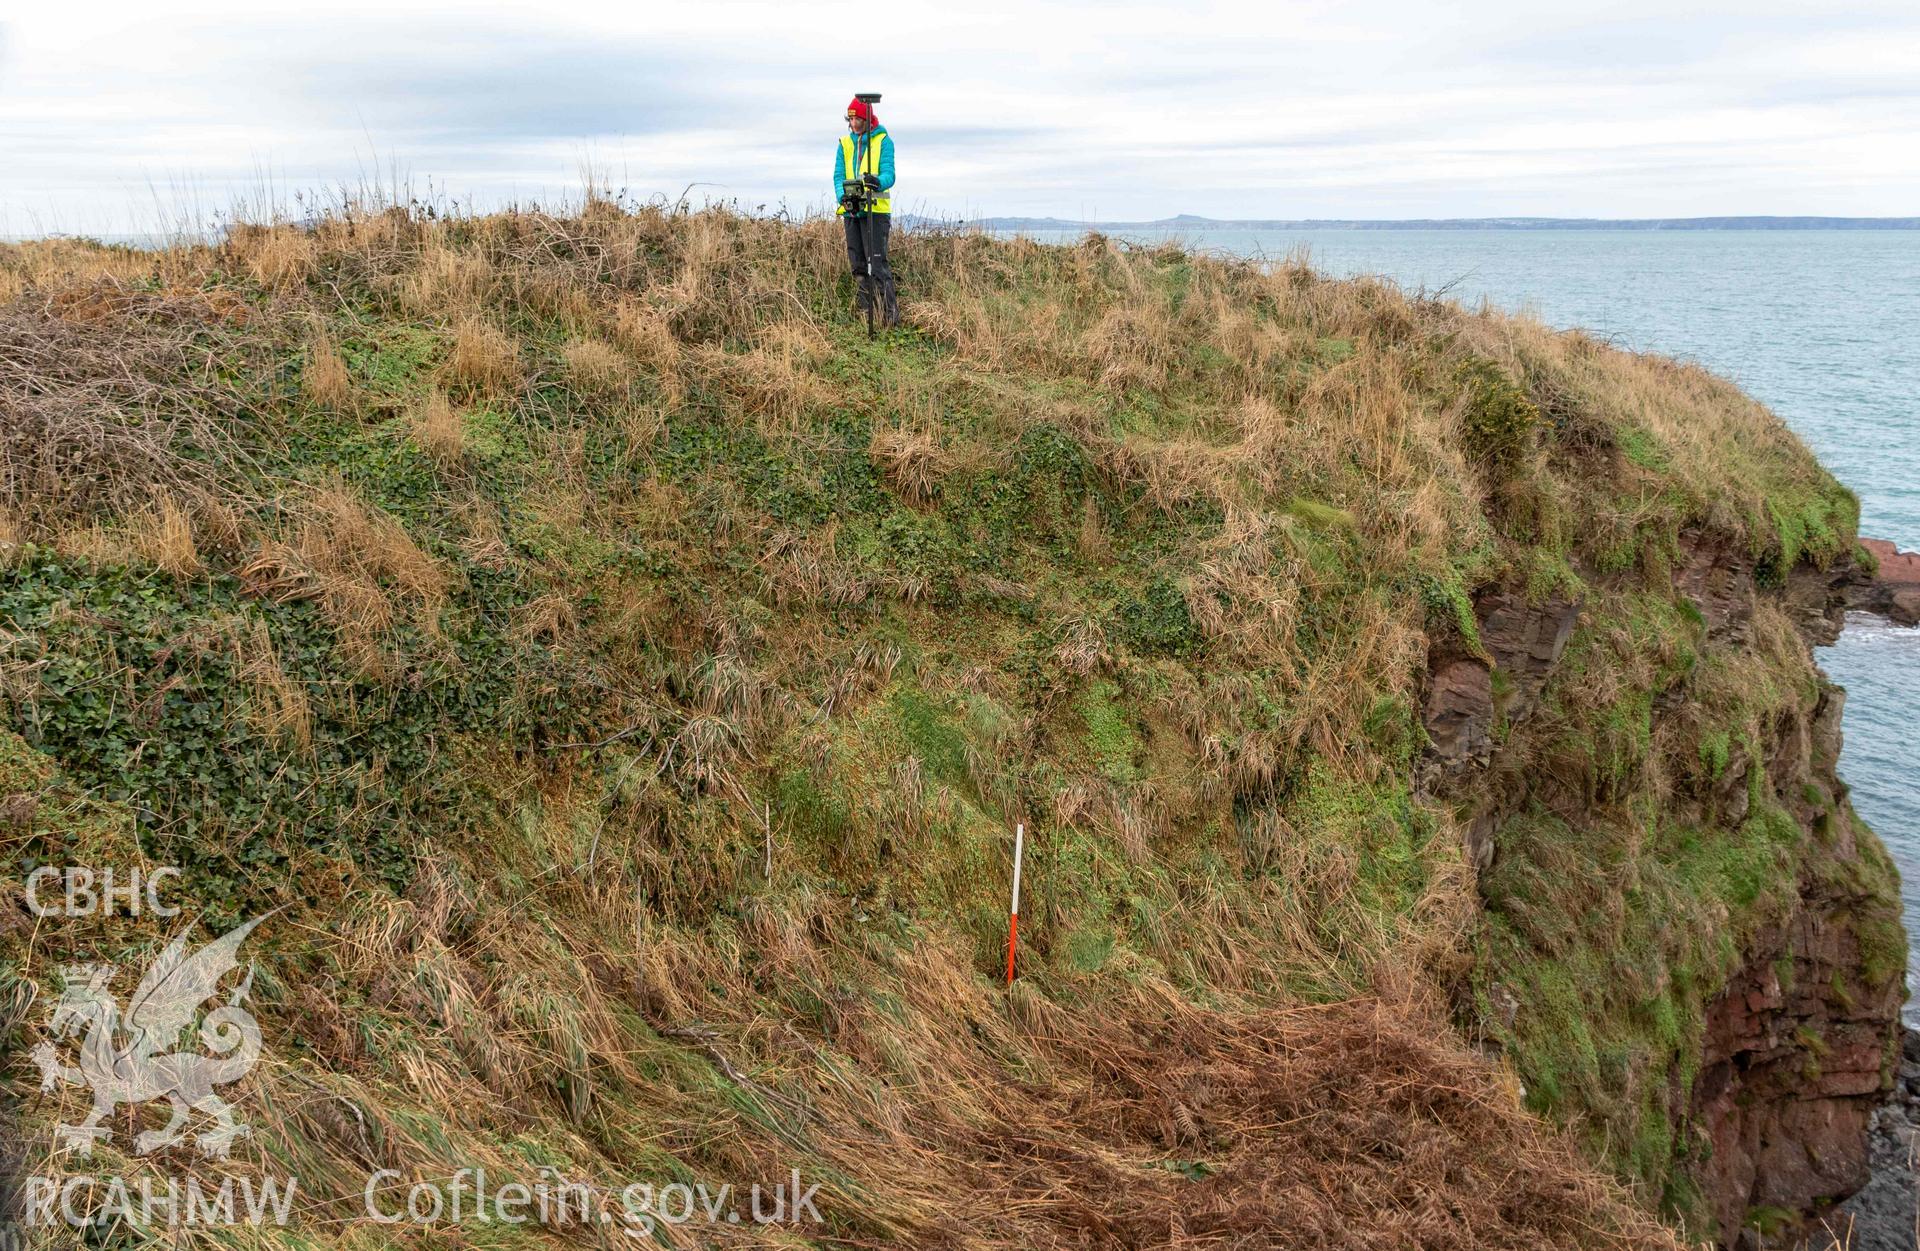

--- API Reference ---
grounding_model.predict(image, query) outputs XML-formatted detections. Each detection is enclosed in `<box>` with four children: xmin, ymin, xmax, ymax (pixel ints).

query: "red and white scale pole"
<box><xmin>1005</xmin><ymin>822</ymin><xmax>1025</xmax><ymax>987</ymax></box>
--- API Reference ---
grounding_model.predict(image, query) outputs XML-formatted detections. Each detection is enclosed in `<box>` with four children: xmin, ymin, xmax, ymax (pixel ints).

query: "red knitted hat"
<box><xmin>846</xmin><ymin>96</ymin><xmax>875</xmax><ymax>124</ymax></box>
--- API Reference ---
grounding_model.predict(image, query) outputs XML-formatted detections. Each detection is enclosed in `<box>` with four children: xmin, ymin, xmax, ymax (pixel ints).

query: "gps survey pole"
<box><xmin>840</xmin><ymin>176</ymin><xmax>878</xmax><ymax>338</ymax></box>
<box><xmin>859</xmin><ymin>204</ymin><xmax>876</xmax><ymax>339</ymax></box>
<box><xmin>850</xmin><ymin>92</ymin><xmax>882</xmax><ymax>339</ymax></box>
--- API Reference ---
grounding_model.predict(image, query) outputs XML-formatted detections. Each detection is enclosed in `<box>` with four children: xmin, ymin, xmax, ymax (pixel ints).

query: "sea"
<box><xmin>1018</xmin><ymin>227</ymin><xmax>1920</xmax><ymax>1011</ymax></box>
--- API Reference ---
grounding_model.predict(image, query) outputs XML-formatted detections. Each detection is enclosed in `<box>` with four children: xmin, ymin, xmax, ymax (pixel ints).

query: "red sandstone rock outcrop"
<box><xmin>1853</xmin><ymin>538</ymin><xmax>1920</xmax><ymax>626</ymax></box>
<box><xmin>1691</xmin><ymin>680</ymin><xmax>1904</xmax><ymax>1243</ymax></box>
<box><xmin>1418</xmin><ymin>530</ymin><xmax>1907</xmax><ymax>1249</ymax></box>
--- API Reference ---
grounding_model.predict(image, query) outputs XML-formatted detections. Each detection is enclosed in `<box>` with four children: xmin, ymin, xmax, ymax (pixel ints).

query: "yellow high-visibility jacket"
<box><xmin>834</xmin><ymin>127</ymin><xmax>894</xmax><ymax>215</ymax></box>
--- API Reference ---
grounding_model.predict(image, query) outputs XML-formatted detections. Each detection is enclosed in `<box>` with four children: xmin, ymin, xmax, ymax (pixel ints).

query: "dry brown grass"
<box><xmin>442</xmin><ymin>315</ymin><xmax>521</xmax><ymax>397</ymax></box>
<box><xmin>615</xmin><ymin>402</ymin><xmax>665</xmax><ymax>458</ymax></box>
<box><xmin>513</xmin><ymin>266</ymin><xmax>597</xmax><ymax>329</ymax></box>
<box><xmin>869</xmin><ymin>425</ymin><xmax>947</xmax><ymax>506</ymax></box>
<box><xmin>511</xmin><ymin>592</ymin><xmax>578</xmax><ymax>644</ymax></box>
<box><xmin>409</xmin><ymin>389</ymin><xmax>467</xmax><ymax>467</ymax></box>
<box><xmin>305</xmin><ymin>203</ymin><xmax>419</xmax><ymax>265</ymax></box>
<box><xmin>901</xmin><ymin>295</ymin><xmax>962</xmax><ymax>342</ymax></box>
<box><xmin>149</xmin><ymin>844</ymin><xmax>1665</xmax><ymax>1251</ymax></box>
<box><xmin>610</xmin><ymin>298</ymin><xmax>683</xmax><ymax>405</ymax></box>
<box><xmin>454</xmin><ymin>495</ymin><xmax>512</xmax><ymax>570</ymax></box>
<box><xmin>1458</xmin><ymin>309</ymin><xmax>1828</xmax><ymax>544</ymax></box>
<box><xmin>302</xmin><ymin>319</ymin><xmax>352</xmax><ymax>408</ymax></box>
<box><xmin>638</xmin><ymin>208</ymin><xmax>840</xmax><ymax>345</ymax></box>
<box><xmin>756</xmin><ymin>317</ymin><xmax>831</xmax><ymax>366</ymax></box>
<box><xmin>0</xmin><ymin>293</ymin><xmax>244</xmax><ymax>534</ymax></box>
<box><xmin>401</xmin><ymin>233</ymin><xmax>496</xmax><ymax>313</ymax></box>
<box><xmin>228</xmin><ymin>224</ymin><xmax>317</xmax><ymax>290</ymax></box>
<box><xmin>241</xmin><ymin>483</ymin><xmax>448</xmax><ymax>675</ymax></box>
<box><xmin>1102</xmin><ymin>433</ymin><xmax>1238</xmax><ymax>515</ymax></box>
<box><xmin>299</xmin><ymin>485</ymin><xmax>447</xmax><ymax>602</ymax></box>
<box><xmin>558</xmin><ymin>336</ymin><xmax>631</xmax><ymax>395</ymax></box>
<box><xmin>187</xmin><ymin>488</ymin><xmax>248</xmax><ymax>559</ymax></box>
<box><xmin>756</xmin><ymin>522</ymin><xmax>872</xmax><ymax>608</ymax></box>
<box><xmin>1075</xmin><ymin>495</ymin><xmax>1110</xmax><ymax>562</ymax></box>
<box><xmin>237</xmin><ymin>616</ymin><xmax>313</xmax><ymax>752</ymax></box>
<box><xmin>0</xmin><ymin>765</ymin><xmax>1640</xmax><ymax>1249</ymax></box>
<box><xmin>49</xmin><ymin>522</ymin><xmax>132</xmax><ymax>567</ymax></box>
<box><xmin>0</xmin><ymin>238</ymin><xmax>159</xmax><ymax>292</ymax></box>
<box><xmin>688</xmin><ymin>340</ymin><xmax>827</xmax><ymax>433</ymax></box>
<box><xmin>610</xmin><ymin>298</ymin><xmax>681</xmax><ymax>371</ymax></box>
<box><xmin>1085</xmin><ymin>299</ymin><xmax>1177</xmax><ymax>391</ymax></box>
<box><xmin>127</xmin><ymin>491</ymin><xmax>202</xmax><ymax>577</ymax></box>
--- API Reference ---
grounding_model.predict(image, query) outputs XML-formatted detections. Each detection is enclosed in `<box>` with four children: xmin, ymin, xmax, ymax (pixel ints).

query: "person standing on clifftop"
<box><xmin>834</xmin><ymin>95</ymin><xmax>898</xmax><ymax>328</ymax></box>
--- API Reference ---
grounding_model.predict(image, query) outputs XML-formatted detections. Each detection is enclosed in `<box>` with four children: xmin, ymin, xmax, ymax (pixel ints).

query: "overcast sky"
<box><xmin>4</xmin><ymin>0</ymin><xmax>1919</xmax><ymax>234</ymax></box>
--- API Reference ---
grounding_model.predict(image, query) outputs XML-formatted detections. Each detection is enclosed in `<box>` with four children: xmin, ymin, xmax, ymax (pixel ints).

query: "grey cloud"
<box><xmin>6</xmin><ymin>7</ymin><xmax>1920</xmax><ymax>228</ymax></box>
<box><xmin>277</xmin><ymin>41</ymin><xmax>733</xmax><ymax>139</ymax></box>
<box><xmin>166</xmin><ymin>21</ymin><xmax>806</xmax><ymax>144</ymax></box>
<box><xmin>1740</xmin><ymin>78</ymin><xmax>1920</xmax><ymax>109</ymax></box>
<box><xmin>898</xmin><ymin>124</ymin><xmax>1051</xmax><ymax>144</ymax></box>
<box><xmin>1471</xmin><ymin>21</ymin><xmax>1736</xmax><ymax>71</ymax></box>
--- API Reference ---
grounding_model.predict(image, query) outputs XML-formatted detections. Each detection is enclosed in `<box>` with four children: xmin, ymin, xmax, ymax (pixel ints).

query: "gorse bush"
<box><xmin>1455</xmin><ymin>356</ymin><xmax>1543</xmax><ymax>475</ymax></box>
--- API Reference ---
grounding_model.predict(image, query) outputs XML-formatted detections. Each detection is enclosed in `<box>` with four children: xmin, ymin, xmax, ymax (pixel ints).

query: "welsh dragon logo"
<box><xmin>30</xmin><ymin>915</ymin><xmax>269</xmax><ymax>1160</ymax></box>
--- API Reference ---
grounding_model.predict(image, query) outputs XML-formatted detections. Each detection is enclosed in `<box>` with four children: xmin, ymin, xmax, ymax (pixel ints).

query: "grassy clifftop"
<box><xmin>0</xmin><ymin>204</ymin><xmax>1888</xmax><ymax>1247</ymax></box>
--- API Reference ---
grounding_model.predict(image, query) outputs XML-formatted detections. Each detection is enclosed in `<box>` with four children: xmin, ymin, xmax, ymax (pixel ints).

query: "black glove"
<box><xmin>861</xmin><ymin>173</ymin><xmax>880</xmax><ymax>189</ymax></box>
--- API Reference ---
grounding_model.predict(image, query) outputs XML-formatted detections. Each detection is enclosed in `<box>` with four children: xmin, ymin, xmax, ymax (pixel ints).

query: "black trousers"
<box><xmin>844</xmin><ymin>212</ymin><xmax>898</xmax><ymax>324</ymax></box>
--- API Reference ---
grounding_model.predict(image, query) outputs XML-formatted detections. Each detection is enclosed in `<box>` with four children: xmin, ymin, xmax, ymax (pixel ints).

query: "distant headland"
<box><xmin>961</xmin><ymin>213</ymin><xmax>1920</xmax><ymax>232</ymax></box>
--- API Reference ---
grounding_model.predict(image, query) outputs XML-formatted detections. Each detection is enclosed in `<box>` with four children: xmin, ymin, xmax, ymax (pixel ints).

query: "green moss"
<box><xmin>1697</xmin><ymin>731</ymin><xmax>1731</xmax><ymax>781</ymax></box>
<box><xmin>1013</xmin><ymin>422</ymin><xmax>1094</xmax><ymax>541</ymax></box>
<box><xmin>1626</xmin><ymin>1086</ymin><xmax>1675</xmax><ymax>1183</ymax></box>
<box><xmin>1857</xmin><ymin>914</ymin><xmax>1908</xmax><ymax>990</ymax></box>
<box><xmin>1419</xmin><ymin>570</ymin><xmax>1488</xmax><ymax>659</ymax></box>
<box><xmin>1478</xmin><ymin>753</ymin><xmax>1872</xmax><ymax>1236</ymax></box>
<box><xmin>1314</xmin><ymin>336</ymin><xmax>1354</xmax><ymax>363</ymax></box>
<box><xmin>1619</xmin><ymin>427</ymin><xmax>1670</xmax><ymax>471</ymax></box>
<box><xmin>1794</xmin><ymin>1025</ymin><xmax>1830</xmax><ymax>1059</ymax></box>
<box><xmin>889</xmin><ymin>688</ymin><xmax>970</xmax><ymax>787</ymax></box>
<box><xmin>1077</xmin><ymin>680</ymin><xmax>1141</xmax><ymax>784</ymax></box>
<box><xmin>1519</xmin><ymin>545</ymin><xmax>1586</xmax><ymax>603</ymax></box>
<box><xmin>1285</xmin><ymin>761</ymin><xmax>1431</xmax><ymax>922</ymax></box>
<box><xmin>1061</xmin><ymin>924</ymin><xmax>1117</xmax><ymax>973</ymax></box>
<box><xmin>1284</xmin><ymin>497</ymin><xmax>1357</xmax><ymax>532</ymax></box>
<box><xmin>773</xmin><ymin>767</ymin><xmax>853</xmax><ymax>853</ymax></box>
<box><xmin>1739</xmin><ymin>476</ymin><xmax>1856</xmax><ymax>589</ymax></box>
<box><xmin>1362</xmin><ymin>694</ymin><xmax>1420</xmax><ymax>771</ymax></box>
<box><xmin>459</xmin><ymin>405</ymin><xmax>518</xmax><ymax>462</ymax></box>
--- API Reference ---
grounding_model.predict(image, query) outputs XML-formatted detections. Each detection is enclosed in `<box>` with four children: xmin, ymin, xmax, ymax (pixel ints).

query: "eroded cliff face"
<box><xmin>1689</xmin><ymin>681</ymin><xmax>1901</xmax><ymax>1242</ymax></box>
<box><xmin>1424</xmin><ymin>532</ymin><xmax>1907</xmax><ymax>1247</ymax></box>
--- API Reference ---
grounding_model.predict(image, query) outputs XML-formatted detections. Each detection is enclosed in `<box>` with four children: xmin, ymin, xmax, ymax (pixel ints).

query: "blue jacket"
<box><xmin>833</xmin><ymin>126</ymin><xmax>895</xmax><ymax>210</ymax></box>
